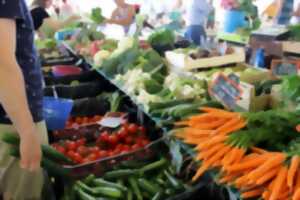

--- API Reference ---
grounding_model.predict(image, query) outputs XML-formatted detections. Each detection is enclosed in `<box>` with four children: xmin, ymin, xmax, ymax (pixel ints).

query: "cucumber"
<box><xmin>83</xmin><ymin>174</ymin><xmax>96</xmax><ymax>185</ymax></box>
<box><xmin>94</xmin><ymin>178</ymin><xmax>127</xmax><ymax>192</ymax></box>
<box><xmin>155</xmin><ymin>178</ymin><xmax>165</xmax><ymax>186</ymax></box>
<box><xmin>128</xmin><ymin>178</ymin><xmax>143</xmax><ymax>200</ymax></box>
<box><xmin>140</xmin><ymin>158</ymin><xmax>167</xmax><ymax>173</ymax></box>
<box><xmin>164</xmin><ymin>170</ymin><xmax>181</xmax><ymax>190</ymax></box>
<box><xmin>126</xmin><ymin>188</ymin><xmax>133</xmax><ymax>200</ymax></box>
<box><xmin>2</xmin><ymin>133</ymin><xmax>71</xmax><ymax>163</ymax></box>
<box><xmin>77</xmin><ymin>181</ymin><xmax>122</xmax><ymax>198</ymax></box>
<box><xmin>137</xmin><ymin>178</ymin><xmax>159</xmax><ymax>195</ymax></box>
<box><xmin>76</xmin><ymin>188</ymin><xmax>96</xmax><ymax>200</ymax></box>
<box><xmin>149</xmin><ymin>99</ymin><xmax>194</xmax><ymax>111</ymax></box>
<box><xmin>151</xmin><ymin>192</ymin><xmax>163</xmax><ymax>200</ymax></box>
<box><xmin>9</xmin><ymin>147</ymin><xmax>70</xmax><ymax>177</ymax></box>
<box><xmin>103</xmin><ymin>169</ymin><xmax>138</xmax><ymax>179</ymax></box>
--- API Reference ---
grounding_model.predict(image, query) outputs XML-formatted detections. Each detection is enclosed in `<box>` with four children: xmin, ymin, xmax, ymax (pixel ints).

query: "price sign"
<box><xmin>210</xmin><ymin>74</ymin><xmax>243</xmax><ymax>109</ymax></box>
<box><xmin>271</xmin><ymin>60</ymin><xmax>300</xmax><ymax>77</ymax></box>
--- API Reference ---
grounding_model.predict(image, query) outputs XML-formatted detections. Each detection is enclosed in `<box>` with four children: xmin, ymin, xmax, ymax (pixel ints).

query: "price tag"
<box><xmin>210</xmin><ymin>73</ymin><xmax>243</xmax><ymax>109</ymax></box>
<box><xmin>271</xmin><ymin>60</ymin><xmax>300</xmax><ymax>77</ymax></box>
<box><xmin>98</xmin><ymin>117</ymin><xmax>123</xmax><ymax>128</ymax></box>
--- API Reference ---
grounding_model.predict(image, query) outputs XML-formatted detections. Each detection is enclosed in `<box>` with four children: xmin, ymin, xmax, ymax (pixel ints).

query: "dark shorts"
<box><xmin>184</xmin><ymin>25</ymin><xmax>206</xmax><ymax>46</ymax></box>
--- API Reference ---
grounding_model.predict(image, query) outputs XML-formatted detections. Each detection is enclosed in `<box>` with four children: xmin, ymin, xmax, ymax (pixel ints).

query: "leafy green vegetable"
<box><xmin>281</xmin><ymin>75</ymin><xmax>300</xmax><ymax>111</ymax></box>
<box><xmin>148</xmin><ymin>29</ymin><xmax>175</xmax><ymax>47</ymax></box>
<box><xmin>90</xmin><ymin>7</ymin><xmax>105</xmax><ymax>24</ymax></box>
<box><xmin>289</xmin><ymin>24</ymin><xmax>300</xmax><ymax>41</ymax></box>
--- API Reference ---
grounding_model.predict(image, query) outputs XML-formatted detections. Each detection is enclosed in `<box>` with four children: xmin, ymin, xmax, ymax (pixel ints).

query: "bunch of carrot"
<box><xmin>174</xmin><ymin>107</ymin><xmax>300</xmax><ymax>200</ymax></box>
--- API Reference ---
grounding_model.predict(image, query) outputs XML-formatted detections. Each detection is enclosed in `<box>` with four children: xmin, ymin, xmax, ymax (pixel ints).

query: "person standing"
<box><xmin>106</xmin><ymin>0</ymin><xmax>136</xmax><ymax>34</ymax></box>
<box><xmin>184</xmin><ymin>0</ymin><xmax>213</xmax><ymax>45</ymax></box>
<box><xmin>0</xmin><ymin>0</ymin><xmax>49</xmax><ymax>199</ymax></box>
<box><xmin>275</xmin><ymin>0</ymin><xmax>294</xmax><ymax>25</ymax></box>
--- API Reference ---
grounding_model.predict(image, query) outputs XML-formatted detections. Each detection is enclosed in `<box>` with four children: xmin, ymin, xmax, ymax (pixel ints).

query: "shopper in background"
<box><xmin>0</xmin><ymin>0</ymin><xmax>48</xmax><ymax>199</ymax></box>
<box><xmin>275</xmin><ymin>0</ymin><xmax>294</xmax><ymax>25</ymax></box>
<box><xmin>106</xmin><ymin>0</ymin><xmax>136</xmax><ymax>34</ymax></box>
<box><xmin>291</xmin><ymin>2</ymin><xmax>300</xmax><ymax>24</ymax></box>
<box><xmin>207</xmin><ymin>0</ymin><xmax>215</xmax><ymax>29</ymax></box>
<box><xmin>184</xmin><ymin>0</ymin><xmax>213</xmax><ymax>45</ymax></box>
<box><xmin>30</xmin><ymin>0</ymin><xmax>80</xmax><ymax>36</ymax></box>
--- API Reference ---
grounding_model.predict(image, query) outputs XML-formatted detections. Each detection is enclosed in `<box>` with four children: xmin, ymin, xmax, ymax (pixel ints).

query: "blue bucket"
<box><xmin>223</xmin><ymin>10</ymin><xmax>247</xmax><ymax>33</ymax></box>
<box><xmin>43</xmin><ymin>97</ymin><xmax>73</xmax><ymax>130</ymax></box>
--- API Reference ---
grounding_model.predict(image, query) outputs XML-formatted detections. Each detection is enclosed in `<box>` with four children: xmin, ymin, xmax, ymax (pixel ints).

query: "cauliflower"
<box><xmin>136</xmin><ymin>89</ymin><xmax>161</xmax><ymax>111</ymax></box>
<box><xmin>93</xmin><ymin>50</ymin><xmax>111</xmax><ymax>67</ymax></box>
<box><xmin>111</xmin><ymin>37</ymin><xmax>136</xmax><ymax>58</ymax></box>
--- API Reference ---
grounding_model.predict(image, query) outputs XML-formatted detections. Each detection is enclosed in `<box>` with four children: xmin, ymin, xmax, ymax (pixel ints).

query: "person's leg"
<box><xmin>0</xmin><ymin>122</ymin><xmax>48</xmax><ymax>200</ymax></box>
<box><xmin>184</xmin><ymin>25</ymin><xmax>201</xmax><ymax>45</ymax></box>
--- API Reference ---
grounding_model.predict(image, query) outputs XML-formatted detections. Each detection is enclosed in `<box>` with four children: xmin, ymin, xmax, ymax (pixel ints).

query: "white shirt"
<box><xmin>185</xmin><ymin>0</ymin><xmax>212</xmax><ymax>26</ymax></box>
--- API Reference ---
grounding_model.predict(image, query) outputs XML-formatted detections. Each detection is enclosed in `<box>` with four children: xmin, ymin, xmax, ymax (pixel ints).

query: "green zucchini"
<box><xmin>128</xmin><ymin>178</ymin><xmax>143</xmax><ymax>200</ymax></box>
<box><xmin>77</xmin><ymin>181</ymin><xmax>122</xmax><ymax>198</ymax></box>
<box><xmin>83</xmin><ymin>174</ymin><xmax>96</xmax><ymax>185</ymax></box>
<box><xmin>149</xmin><ymin>99</ymin><xmax>194</xmax><ymax>111</ymax></box>
<box><xmin>76</xmin><ymin>188</ymin><xmax>96</xmax><ymax>200</ymax></box>
<box><xmin>94</xmin><ymin>178</ymin><xmax>127</xmax><ymax>192</ymax></box>
<box><xmin>126</xmin><ymin>188</ymin><xmax>133</xmax><ymax>200</ymax></box>
<box><xmin>137</xmin><ymin>178</ymin><xmax>159</xmax><ymax>195</ymax></box>
<box><xmin>9</xmin><ymin>147</ymin><xmax>70</xmax><ymax>177</ymax></box>
<box><xmin>164</xmin><ymin>170</ymin><xmax>181</xmax><ymax>190</ymax></box>
<box><xmin>151</xmin><ymin>192</ymin><xmax>163</xmax><ymax>200</ymax></box>
<box><xmin>140</xmin><ymin>158</ymin><xmax>167</xmax><ymax>173</ymax></box>
<box><xmin>103</xmin><ymin>169</ymin><xmax>138</xmax><ymax>179</ymax></box>
<box><xmin>2</xmin><ymin>133</ymin><xmax>71</xmax><ymax>163</ymax></box>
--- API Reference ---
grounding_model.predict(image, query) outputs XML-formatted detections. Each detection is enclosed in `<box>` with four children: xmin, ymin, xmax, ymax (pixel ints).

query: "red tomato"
<box><xmin>122</xmin><ymin>122</ymin><xmax>129</xmax><ymax>131</ymax></box>
<box><xmin>117</xmin><ymin>128</ymin><xmax>127</xmax><ymax>140</ymax></box>
<box><xmin>55</xmin><ymin>145</ymin><xmax>66</xmax><ymax>154</ymax></box>
<box><xmin>108</xmin><ymin>135</ymin><xmax>118</xmax><ymax>145</ymax></box>
<box><xmin>76</xmin><ymin>138</ymin><xmax>86</xmax><ymax>146</ymax></box>
<box><xmin>65</xmin><ymin>141</ymin><xmax>77</xmax><ymax>151</ymax></box>
<box><xmin>82</xmin><ymin>158</ymin><xmax>90</xmax><ymax>164</ymax></box>
<box><xmin>125</xmin><ymin>136</ymin><xmax>134</xmax><ymax>145</ymax></box>
<box><xmin>88</xmin><ymin>153</ymin><xmax>98</xmax><ymax>161</ymax></box>
<box><xmin>67</xmin><ymin>150</ymin><xmax>76</xmax><ymax>160</ymax></box>
<box><xmin>108</xmin><ymin>151</ymin><xmax>114</xmax><ymax>157</ymax></box>
<box><xmin>131</xmin><ymin>144</ymin><xmax>140</xmax><ymax>151</ymax></box>
<box><xmin>100</xmin><ymin>131</ymin><xmax>109</xmax><ymax>142</ymax></box>
<box><xmin>73</xmin><ymin>153</ymin><xmax>83</xmax><ymax>164</ymax></box>
<box><xmin>90</xmin><ymin>146</ymin><xmax>100</xmax><ymax>153</ymax></box>
<box><xmin>77</xmin><ymin>146</ymin><xmax>89</xmax><ymax>156</ymax></box>
<box><xmin>142</xmin><ymin>139</ymin><xmax>150</xmax><ymax>146</ymax></box>
<box><xmin>122</xmin><ymin>145</ymin><xmax>130</xmax><ymax>152</ymax></box>
<box><xmin>113</xmin><ymin>148</ymin><xmax>121</xmax><ymax>156</ymax></box>
<box><xmin>138</xmin><ymin>126</ymin><xmax>146</xmax><ymax>134</ymax></box>
<box><xmin>98</xmin><ymin>150</ymin><xmax>108</xmax><ymax>158</ymax></box>
<box><xmin>128</xmin><ymin>123</ymin><xmax>138</xmax><ymax>134</ymax></box>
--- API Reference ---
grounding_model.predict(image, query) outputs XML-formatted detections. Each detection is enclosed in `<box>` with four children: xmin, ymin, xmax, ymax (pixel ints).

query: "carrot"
<box><xmin>262</xmin><ymin>191</ymin><xmax>270</xmax><ymax>200</ymax></box>
<box><xmin>269</xmin><ymin>166</ymin><xmax>288</xmax><ymax>200</ymax></box>
<box><xmin>227</xmin><ymin>155</ymin><xmax>268</xmax><ymax>172</ymax></box>
<box><xmin>218</xmin><ymin>173</ymin><xmax>237</xmax><ymax>184</ymax></box>
<box><xmin>188</xmin><ymin>113</ymin><xmax>219</xmax><ymax>123</ymax></box>
<box><xmin>288</xmin><ymin>156</ymin><xmax>300</xmax><ymax>189</ymax></box>
<box><xmin>199</xmin><ymin>107</ymin><xmax>233</xmax><ymax>113</ymax></box>
<box><xmin>184</xmin><ymin>137</ymin><xmax>207</xmax><ymax>145</ymax></box>
<box><xmin>196</xmin><ymin>135</ymin><xmax>227</xmax><ymax>150</ymax></box>
<box><xmin>241</xmin><ymin>188</ymin><xmax>264</xmax><ymax>199</ymax></box>
<box><xmin>251</xmin><ymin>147</ymin><xmax>268</xmax><ymax>154</ymax></box>
<box><xmin>192</xmin><ymin>118</ymin><xmax>228</xmax><ymax>129</ymax></box>
<box><xmin>222</xmin><ymin>147</ymin><xmax>236</xmax><ymax>167</ymax></box>
<box><xmin>235</xmin><ymin>174</ymin><xmax>251</xmax><ymax>189</ymax></box>
<box><xmin>256</xmin><ymin>166</ymin><xmax>280</xmax><ymax>185</ymax></box>
<box><xmin>174</xmin><ymin>120</ymin><xmax>189</xmax><ymax>126</ymax></box>
<box><xmin>293</xmin><ymin>188</ymin><xmax>300</xmax><ymax>200</ymax></box>
<box><xmin>205</xmin><ymin>145</ymin><xmax>231</xmax><ymax>167</ymax></box>
<box><xmin>183</xmin><ymin>129</ymin><xmax>213</xmax><ymax>138</ymax></box>
<box><xmin>192</xmin><ymin>164</ymin><xmax>209</xmax><ymax>182</ymax></box>
<box><xmin>215</xmin><ymin>116</ymin><xmax>243</xmax><ymax>132</ymax></box>
<box><xmin>232</xmin><ymin>148</ymin><xmax>246</xmax><ymax>164</ymax></box>
<box><xmin>217</xmin><ymin>120</ymin><xmax>247</xmax><ymax>136</ymax></box>
<box><xmin>248</xmin><ymin>153</ymin><xmax>286</xmax><ymax>182</ymax></box>
<box><xmin>196</xmin><ymin>143</ymin><xmax>225</xmax><ymax>160</ymax></box>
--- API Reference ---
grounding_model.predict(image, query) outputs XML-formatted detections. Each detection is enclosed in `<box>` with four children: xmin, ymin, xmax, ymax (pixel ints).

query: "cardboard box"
<box><xmin>165</xmin><ymin>47</ymin><xmax>245</xmax><ymax>71</ymax></box>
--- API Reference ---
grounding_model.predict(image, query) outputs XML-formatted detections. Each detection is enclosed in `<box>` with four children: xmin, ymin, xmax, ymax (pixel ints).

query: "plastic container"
<box><xmin>52</xmin><ymin>65</ymin><xmax>82</xmax><ymax>77</ymax></box>
<box><xmin>223</xmin><ymin>10</ymin><xmax>247</xmax><ymax>33</ymax></box>
<box><xmin>43</xmin><ymin>97</ymin><xmax>74</xmax><ymax>131</ymax></box>
<box><xmin>254</xmin><ymin>48</ymin><xmax>265</xmax><ymax>68</ymax></box>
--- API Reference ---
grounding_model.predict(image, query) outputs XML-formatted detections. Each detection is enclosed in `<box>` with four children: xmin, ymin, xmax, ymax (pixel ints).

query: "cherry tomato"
<box><xmin>122</xmin><ymin>122</ymin><xmax>129</xmax><ymax>131</ymax></box>
<box><xmin>93</xmin><ymin>115</ymin><xmax>102</xmax><ymax>122</ymax></box>
<box><xmin>82</xmin><ymin>158</ymin><xmax>90</xmax><ymax>164</ymax></box>
<box><xmin>65</xmin><ymin>141</ymin><xmax>77</xmax><ymax>151</ymax></box>
<box><xmin>125</xmin><ymin>136</ymin><xmax>134</xmax><ymax>145</ymax></box>
<box><xmin>115</xmin><ymin>144</ymin><xmax>123</xmax><ymax>152</ymax></box>
<box><xmin>67</xmin><ymin>150</ymin><xmax>76</xmax><ymax>160</ymax></box>
<box><xmin>131</xmin><ymin>144</ymin><xmax>140</xmax><ymax>151</ymax></box>
<box><xmin>117</xmin><ymin>128</ymin><xmax>127</xmax><ymax>140</ymax></box>
<box><xmin>108</xmin><ymin>135</ymin><xmax>118</xmax><ymax>145</ymax></box>
<box><xmin>108</xmin><ymin>151</ymin><xmax>114</xmax><ymax>157</ymax></box>
<box><xmin>55</xmin><ymin>145</ymin><xmax>66</xmax><ymax>155</ymax></box>
<box><xmin>88</xmin><ymin>153</ymin><xmax>98</xmax><ymax>161</ymax></box>
<box><xmin>82</xmin><ymin>117</ymin><xmax>89</xmax><ymax>124</ymax></box>
<box><xmin>128</xmin><ymin>123</ymin><xmax>138</xmax><ymax>134</ymax></box>
<box><xmin>113</xmin><ymin>148</ymin><xmax>121</xmax><ymax>156</ymax></box>
<box><xmin>142</xmin><ymin>139</ymin><xmax>150</xmax><ymax>146</ymax></box>
<box><xmin>138</xmin><ymin>126</ymin><xmax>146</xmax><ymax>134</ymax></box>
<box><xmin>77</xmin><ymin>146</ymin><xmax>89</xmax><ymax>156</ymax></box>
<box><xmin>90</xmin><ymin>146</ymin><xmax>100</xmax><ymax>153</ymax></box>
<box><xmin>100</xmin><ymin>131</ymin><xmax>109</xmax><ymax>142</ymax></box>
<box><xmin>76</xmin><ymin>138</ymin><xmax>86</xmax><ymax>146</ymax></box>
<box><xmin>75</xmin><ymin>117</ymin><xmax>83</xmax><ymax>125</ymax></box>
<box><xmin>73</xmin><ymin>153</ymin><xmax>83</xmax><ymax>164</ymax></box>
<box><xmin>98</xmin><ymin>150</ymin><xmax>108</xmax><ymax>158</ymax></box>
<box><xmin>122</xmin><ymin>145</ymin><xmax>130</xmax><ymax>152</ymax></box>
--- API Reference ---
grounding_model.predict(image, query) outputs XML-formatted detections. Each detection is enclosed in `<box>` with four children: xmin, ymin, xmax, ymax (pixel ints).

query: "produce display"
<box><xmin>63</xmin><ymin>157</ymin><xmax>198</xmax><ymax>200</ymax></box>
<box><xmin>52</xmin><ymin>120</ymin><xmax>151</xmax><ymax>165</ymax></box>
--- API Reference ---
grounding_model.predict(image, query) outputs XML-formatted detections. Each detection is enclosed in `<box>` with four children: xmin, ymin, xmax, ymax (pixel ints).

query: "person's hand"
<box><xmin>19</xmin><ymin>131</ymin><xmax>42</xmax><ymax>172</ymax></box>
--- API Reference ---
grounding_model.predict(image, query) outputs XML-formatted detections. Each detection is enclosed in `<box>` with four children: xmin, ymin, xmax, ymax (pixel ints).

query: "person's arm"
<box><xmin>43</xmin><ymin>15</ymin><xmax>80</xmax><ymax>31</ymax></box>
<box><xmin>0</xmin><ymin>18</ymin><xmax>41</xmax><ymax>171</ymax></box>
<box><xmin>274</xmin><ymin>0</ymin><xmax>284</xmax><ymax>18</ymax></box>
<box><xmin>107</xmin><ymin>6</ymin><xmax>135</xmax><ymax>26</ymax></box>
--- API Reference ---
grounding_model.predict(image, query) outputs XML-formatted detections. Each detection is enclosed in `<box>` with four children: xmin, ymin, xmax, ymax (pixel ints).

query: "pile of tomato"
<box><xmin>52</xmin><ymin>122</ymin><xmax>150</xmax><ymax>164</ymax></box>
<box><xmin>65</xmin><ymin>115</ymin><xmax>103</xmax><ymax>129</ymax></box>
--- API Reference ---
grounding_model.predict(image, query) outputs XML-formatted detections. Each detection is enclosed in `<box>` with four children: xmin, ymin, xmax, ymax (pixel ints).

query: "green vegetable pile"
<box><xmin>90</xmin><ymin>7</ymin><xmax>105</xmax><ymax>24</ymax></box>
<box><xmin>281</xmin><ymin>75</ymin><xmax>300</xmax><ymax>111</ymax></box>
<box><xmin>148</xmin><ymin>29</ymin><xmax>175</xmax><ymax>47</ymax></box>
<box><xmin>64</xmin><ymin>157</ymin><xmax>195</xmax><ymax>200</ymax></box>
<box><xmin>288</xmin><ymin>24</ymin><xmax>300</xmax><ymax>41</ymax></box>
